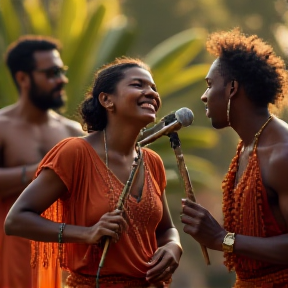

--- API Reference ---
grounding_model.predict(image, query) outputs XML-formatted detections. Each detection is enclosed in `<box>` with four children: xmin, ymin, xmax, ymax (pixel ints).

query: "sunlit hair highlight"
<box><xmin>206</xmin><ymin>27</ymin><xmax>288</xmax><ymax>114</ymax></box>
<box><xmin>80</xmin><ymin>56</ymin><xmax>152</xmax><ymax>132</ymax></box>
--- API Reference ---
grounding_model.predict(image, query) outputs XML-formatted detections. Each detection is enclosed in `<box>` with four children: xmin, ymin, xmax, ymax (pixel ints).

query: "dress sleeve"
<box><xmin>35</xmin><ymin>137</ymin><xmax>83</xmax><ymax>193</ymax></box>
<box><xmin>143</xmin><ymin>148</ymin><xmax>167</xmax><ymax>195</ymax></box>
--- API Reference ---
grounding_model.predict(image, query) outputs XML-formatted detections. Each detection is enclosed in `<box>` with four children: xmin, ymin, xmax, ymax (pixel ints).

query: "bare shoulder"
<box><xmin>264</xmin><ymin>117</ymin><xmax>288</xmax><ymax>191</ymax></box>
<box><xmin>268</xmin><ymin>118</ymin><xmax>288</xmax><ymax>163</ymax></box>
<box><xmin>0</xmin><ymin>104</ymin><xmax>19</xmax><ymax>131</ymax></box>
<box><xmin>0</xmin><ymin>104</ymin><xmax>18</xmax><ymax>119</ymax></box>
<box><xmin>48</xmin><ymin>110</ymin><xmax>86</xmax><ymax>137</ymax></box>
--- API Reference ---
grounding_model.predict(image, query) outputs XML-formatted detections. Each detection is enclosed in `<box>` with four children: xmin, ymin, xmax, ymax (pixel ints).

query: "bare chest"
<box><xmin>234</xmin><ymin>148</ymin><xmax>285</xmax><ymax>227</ymax></box>
<box><xmin>1</xmin><ymin>121</ymin><xmax>71</xmax><ymax>166</ymax></box>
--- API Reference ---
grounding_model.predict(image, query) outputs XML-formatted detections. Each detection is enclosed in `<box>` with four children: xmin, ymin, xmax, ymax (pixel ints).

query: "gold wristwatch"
<box><xmin>222</xmin><ymin>232</ymin><xmax>235</xmax><ymax>253</ymax></box>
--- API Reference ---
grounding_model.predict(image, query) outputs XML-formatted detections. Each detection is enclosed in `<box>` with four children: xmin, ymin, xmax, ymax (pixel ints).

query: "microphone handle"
<box><xmin>137</xmin><ymin>121</ymin><xmax>165</xmax><ymax>142</ymax></box>
<box><xmin>139</xmin><ymin>120</ymin><xmax>181</xmax><ymax>147</ymax></box>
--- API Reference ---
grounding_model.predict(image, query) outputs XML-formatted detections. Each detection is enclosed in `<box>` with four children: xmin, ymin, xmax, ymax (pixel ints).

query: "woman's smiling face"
<box><xmin>111</xmin><ymin>67</ymin><xmax>161</xmax><ymax>126</ymax></box>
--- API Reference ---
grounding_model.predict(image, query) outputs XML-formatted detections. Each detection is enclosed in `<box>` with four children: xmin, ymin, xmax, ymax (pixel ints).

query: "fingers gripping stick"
<box><xmin>169</xmin><ymin>132</ymin><xmax>210</xmax><ymax>265</ymax></box>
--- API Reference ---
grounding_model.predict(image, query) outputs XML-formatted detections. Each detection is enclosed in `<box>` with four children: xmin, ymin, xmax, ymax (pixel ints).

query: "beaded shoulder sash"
<box><xmin>222</xmin><ymin>116</ymin><xmax>273</xmax><ymax>273</ymax></box>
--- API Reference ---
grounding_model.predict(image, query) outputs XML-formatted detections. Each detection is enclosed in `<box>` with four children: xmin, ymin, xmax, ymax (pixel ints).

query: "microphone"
<box><xmin>139</xmin><ymin>107</ymin><xmax>194</xmax><ymax>146</ymax></box>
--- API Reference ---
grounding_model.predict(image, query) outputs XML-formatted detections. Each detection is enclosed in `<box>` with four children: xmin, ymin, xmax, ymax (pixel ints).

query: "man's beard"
<box><xmin>29</xmin><ymin>76</ymin><xmax>66</xmax><ymax>111</ymax></box>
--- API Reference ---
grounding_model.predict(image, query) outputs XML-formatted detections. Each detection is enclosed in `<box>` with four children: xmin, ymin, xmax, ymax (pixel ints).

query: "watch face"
<box><xmin>225</xmin><ymin>238</ymin><xmax>234</xmax><ymax>245</ymax></box>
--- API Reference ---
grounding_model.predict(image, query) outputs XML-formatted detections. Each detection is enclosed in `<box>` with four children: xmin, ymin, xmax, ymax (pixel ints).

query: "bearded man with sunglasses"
<box><xmin>0</xmin><ymin>35</ymin><xmax>85</xmax><ymax>288</ymax></box>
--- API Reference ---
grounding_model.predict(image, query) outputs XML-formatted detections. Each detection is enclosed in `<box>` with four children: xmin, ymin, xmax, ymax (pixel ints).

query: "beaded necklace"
<box><xmin>103</xmin><ymin>129</ymin><xmax>116</xmax><ymax>209</ymax></box>
<box><xmin>97</xmin><ymin>130</ymin><xmax>143</xmax><ymax>287</ymax></box>
<box><xmin>222</xmin><ymin>115</ymin><xmax>273</xmax><ymax>271</ymax></box>
<box><xmin>240</xmin><ymin>115</ymin><xmax>273</xmax><ymax>154</ymax></box>
<box><xmin>103</xmin><ymin>129</ymin><xmax>153</xmax><ymax>257</ymax></box>
<box><xmin>103</xmin><ymin>129</ymin><xmax>141</xmax><ymax>209</ymax></box>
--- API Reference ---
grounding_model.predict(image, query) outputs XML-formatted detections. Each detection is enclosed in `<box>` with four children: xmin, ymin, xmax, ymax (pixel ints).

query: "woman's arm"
<box><xmin>156</xmin><ymin>193</ymin><xmax>182</xmax><ymax>249</ymax></box>
<box><xmin>5</xmin><ymin>168</ymin><xmax>126</xmax><ymax>244</ymax></box>
<box><xmin>146</xmin><ymin>192</ymin><xmax>182</xmax><ymax>283</ymax></box>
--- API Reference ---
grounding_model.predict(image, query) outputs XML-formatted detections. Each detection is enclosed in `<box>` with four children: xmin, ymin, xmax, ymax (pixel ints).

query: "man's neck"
<box><xmin>15</xmin><ymin>99</ymin><xmax>50</xmax><ymax>124</ymax></box>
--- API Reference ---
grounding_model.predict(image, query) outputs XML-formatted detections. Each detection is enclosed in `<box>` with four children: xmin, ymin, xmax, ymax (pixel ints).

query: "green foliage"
<box><xmin>143</xmin><ymin>28</ymin><xmax>220</xmax><ymax>190</ymax></box>
<box><xmin>0</xmin><ymin>0</ymin><xmax>220</xmax><ymax>190</ymax></box>
<box><xmin>0</xmin><ymin>0</ymin><xmax>136</xmax><ymax>113</ymax></box>
<box><xmin>145</xmin><ymin>28</ymin><xmax>211</xmax><ymax>97</ymax></box>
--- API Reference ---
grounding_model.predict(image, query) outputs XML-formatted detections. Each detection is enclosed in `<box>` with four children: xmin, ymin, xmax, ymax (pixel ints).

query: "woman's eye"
<box><xmin>131</xmin><ymin>83</ymin><xmax>141</xmax><ymax>87</ymax></box>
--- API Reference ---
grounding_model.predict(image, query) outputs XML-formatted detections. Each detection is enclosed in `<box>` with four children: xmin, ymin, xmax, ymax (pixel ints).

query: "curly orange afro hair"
<box><xmin>206</xmin><ymin>27</ymin><xmax>288</xmax><ymax>112</ymax></box>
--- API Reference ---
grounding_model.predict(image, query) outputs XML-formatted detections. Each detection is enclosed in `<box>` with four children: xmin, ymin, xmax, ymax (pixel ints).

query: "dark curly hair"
<box><xmin>5</xmin><ymin>35</ymin><xmax>61</xmax><ymax>89</ymax></box>
<box><xmin>206</xmin><ymin>28</ymin><xmax>288</xmax><ymax>110</ymax></box>
<box><xmin>80</xmin><ymin>56</ymin><xmax>152</xmax><ymax>132</ymax></box>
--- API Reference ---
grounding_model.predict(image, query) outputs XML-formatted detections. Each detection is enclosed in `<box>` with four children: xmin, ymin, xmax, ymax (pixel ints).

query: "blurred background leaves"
<box><xmin>0</xmin><ymin>0</ymin><xmax>287</xmax><ymax>287</ymax></box>
<box><xmin>0</xmin><ymin>0</ymin><xmax>222</xmax><ymax>191</ymax></box>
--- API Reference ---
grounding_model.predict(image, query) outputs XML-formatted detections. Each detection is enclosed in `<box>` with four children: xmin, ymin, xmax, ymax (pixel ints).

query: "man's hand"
<box><xmin>180</xmin><ymin>198</ymin><xmax>226</xmax><ymax>251</ymax></box>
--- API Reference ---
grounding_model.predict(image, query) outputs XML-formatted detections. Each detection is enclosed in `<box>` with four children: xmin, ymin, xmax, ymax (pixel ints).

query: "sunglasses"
<box><xmin>34</xmin><ymin>65</ymin><xmax>68</xmax><ymax>79</ymax></box>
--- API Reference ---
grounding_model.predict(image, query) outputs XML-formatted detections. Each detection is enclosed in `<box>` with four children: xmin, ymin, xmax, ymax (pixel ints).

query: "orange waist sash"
<box><xmin>65</xmin><ymin>272</ymin><xmax>169</xmax><ymax>288</ymax></box>
<box><xmin>234</xmin><ymin>268</ymin><xmax>288</xmax><ymax>288</ymax></box>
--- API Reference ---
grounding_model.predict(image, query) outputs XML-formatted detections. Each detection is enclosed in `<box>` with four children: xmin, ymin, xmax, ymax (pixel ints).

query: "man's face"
<box><xmin>29</xmin><ymin>49</ymin><xmax>68</xmax><ymax>111</ymax></box>
<box><xmin>200</xmin><ymin>58</ymin><xmax>231</xmax><ymax>129</ymax></box>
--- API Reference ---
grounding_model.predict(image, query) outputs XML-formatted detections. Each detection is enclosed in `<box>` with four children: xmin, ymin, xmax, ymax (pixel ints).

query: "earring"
<box><xmin>227</xmin><ymin>98</ymin><xmax>231</xmax><ymax>126</ymax></box>
<box><xmin>106</xmin><ymin>103</ymin><xmax>114</xmax><ymax>109</ymax></box>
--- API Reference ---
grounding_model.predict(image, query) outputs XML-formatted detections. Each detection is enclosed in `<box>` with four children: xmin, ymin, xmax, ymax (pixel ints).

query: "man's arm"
<box><xmin>181</xmin><ymin>144</ymin><xmax>288</xmax><ymax>265</ymax></box>
<box><xmin>181</xmin><ymin>200</ymin><xmax>288</xmax><ymax>265</ymax></box>
<box><xmin>0</xmin><ymin>164</ymin><xmax>39</xmax><ymax>200</ymax></box>
<box><xmin>0</xmin><ymin>118</ymin><xmax>39</xmax><ymax>200</ymax></box>
<box><xmin>267</xmin><ymin>144</ymin><xmax>288</xmax><ymax>230</ymax></box>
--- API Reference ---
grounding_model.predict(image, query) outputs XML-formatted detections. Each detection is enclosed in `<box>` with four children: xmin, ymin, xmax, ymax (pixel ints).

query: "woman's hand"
<box><xmin>86</xmin><ymin>209</ymin><xmax>128</xmax><ymax>244</ymax></box>
<box><xmin>146</xmin><ymin>241</ymin><xmax>182</xmax><ymax>285</ymax></box>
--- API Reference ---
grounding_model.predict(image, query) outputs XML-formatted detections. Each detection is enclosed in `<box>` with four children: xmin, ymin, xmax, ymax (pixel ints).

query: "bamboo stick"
<box><xmin>170</xmin><ymin>132</ymin><xmax>210</xmax><ymax>265</ymax></box>
<box><xmin>96</xmin><ymin>145</ymin><xmax>142</xmax><ymax>287</ymax></box>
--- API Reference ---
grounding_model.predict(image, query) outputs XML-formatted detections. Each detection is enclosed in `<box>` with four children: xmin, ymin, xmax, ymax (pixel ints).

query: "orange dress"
<box><xmin>0</xmin><ymin>196</ymin><xmax>33</xmax><ymax>288</ymax></box>
<box><xmin>31</xmin><ymin>137</ymin><xmax>168</xmax><ymax>288</ymax></box>
<box><xmin>222</xmin><ymin>141</ymin><xmax>288</xmax><ymax>288</ymax></box>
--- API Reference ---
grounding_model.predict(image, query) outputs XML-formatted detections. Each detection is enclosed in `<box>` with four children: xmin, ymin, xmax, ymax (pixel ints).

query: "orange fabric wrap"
<box><xmin>0</xmin><ymin>196</ymin><xmax>32</xmax><ymax>288</ymax></box>
<box><xmin>222</xmin><ymin>141</ymin><xmax>288</xmax><ymax>287</ymax></box>
<box><xmin>30</xmin><ymin>137</ymin><xmax>167</xmax><ymax>288</ymax></box>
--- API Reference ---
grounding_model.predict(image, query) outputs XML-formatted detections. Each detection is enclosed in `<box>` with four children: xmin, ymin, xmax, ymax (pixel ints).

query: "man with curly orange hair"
<box><xmin>181</xmin><ymin>28</ymin><xmax>288</xmax><ymax>287</ymax></box>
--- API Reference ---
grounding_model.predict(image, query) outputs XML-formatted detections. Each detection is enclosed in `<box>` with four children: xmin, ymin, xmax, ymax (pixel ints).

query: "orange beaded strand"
<box><xmin>222</xmin><ymin>116</ymin><xmax>272</xmax><ymax>272</ymax></box>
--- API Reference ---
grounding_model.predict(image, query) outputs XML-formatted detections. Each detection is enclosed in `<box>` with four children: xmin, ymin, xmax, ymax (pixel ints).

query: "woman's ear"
<box><xmin>99</xmin><ymin>92</ymin><xmax>115</xmax><ymax>112</ymax></box>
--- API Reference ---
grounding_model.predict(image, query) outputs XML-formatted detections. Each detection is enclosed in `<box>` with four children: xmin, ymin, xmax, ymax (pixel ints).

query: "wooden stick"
<box><xmin>170</xmin><ymin>132</ymin><xmax>211</xmax><ymax>265</ymax></box>
<box><xmin>96</xmin><ymin>145</ymin><xmax>143</xmax><ymax>287</ymax></box>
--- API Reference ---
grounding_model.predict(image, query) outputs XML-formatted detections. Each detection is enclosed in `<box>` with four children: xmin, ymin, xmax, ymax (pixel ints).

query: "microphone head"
<box><xmin>175</xmin><ymin>107</ymin><xmax>194</xmax><ymax>127</ymax></box>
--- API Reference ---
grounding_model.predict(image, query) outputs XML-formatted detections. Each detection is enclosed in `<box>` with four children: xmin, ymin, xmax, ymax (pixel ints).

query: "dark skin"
<box><xmin>181</xmin><ymin>58</ymin><xmax>288</xmax><ymax>265</ymax></box>
<box><xmin>0</xmin><ymin>49</ymin><xmax>84</xmax><ymax>201</ymax></box>
<box><xmin>0</xmin><ymin>48</ymin><xmax>85</xmax><ymax>288</ymax></box>
<box><xmin>5</xmin><ymin>67</ymin><xmax>182</xmax><ymax>285</ymax></box>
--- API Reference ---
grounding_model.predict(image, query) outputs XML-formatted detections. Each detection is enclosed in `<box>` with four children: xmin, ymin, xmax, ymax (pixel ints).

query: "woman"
<box><xmin>5</xmin><ymin>57</ymin><xmax>182</xmax><ymax>288</ymax></box>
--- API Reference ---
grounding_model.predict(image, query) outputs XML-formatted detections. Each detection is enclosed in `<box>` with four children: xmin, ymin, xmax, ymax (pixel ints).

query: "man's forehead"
<box><xmin>206</xmin><ymin>59</ymin><xmax>221</xmax><ymax>79</ymax></box>
<box><xmin>34</xmin><ymin>49</ymin><xmax>63</xmax><ymax>68</ymax></box>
